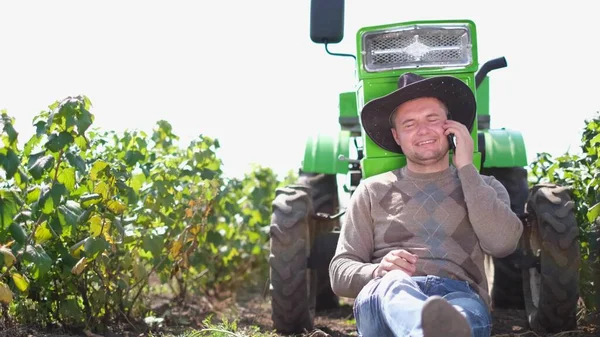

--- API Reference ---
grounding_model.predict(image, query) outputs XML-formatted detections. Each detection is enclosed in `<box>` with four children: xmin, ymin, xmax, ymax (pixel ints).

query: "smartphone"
<box><xmin>447</xmin><ymin>133</ymin><xmax>456</xmax><ymax>150</ymax></box>
<box><xmin>446</xmin><ymin>113</ymin><xmax>456</xmax><ymax>151</ymax></box>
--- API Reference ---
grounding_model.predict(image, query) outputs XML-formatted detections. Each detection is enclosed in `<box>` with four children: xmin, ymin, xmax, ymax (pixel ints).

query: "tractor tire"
<box><xmin>297</xmin><ymin>172</ymin><xmax>340</xmax><ymax>311</ymax></box>
<box><xmin>269</xmin><ymin>185</ymin><xmax>317</xmax><ymax>334</ymax></box>
<box><xmin>522</xmin><ymin>184</ymin><xmax>580</xmax><ymax>333</ymax></box>
<box><xmin>480</xmin><ymin>167</ymin><xmax>529</xmax><ymax>309</ymax></box>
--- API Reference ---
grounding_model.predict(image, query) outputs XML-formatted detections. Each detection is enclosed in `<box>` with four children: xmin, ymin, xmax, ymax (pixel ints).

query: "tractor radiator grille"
<box><xmin>362</xmin><ymin>24</ymin><xmax>472</xmax><ymax>72</ymax></box>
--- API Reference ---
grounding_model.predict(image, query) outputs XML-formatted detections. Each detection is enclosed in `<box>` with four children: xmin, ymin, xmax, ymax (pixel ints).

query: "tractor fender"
<box><xmin>302</xmin><ymin>130</ymin><xmax>350</xmax><ymax>175</ymax></box>
<box><xmin>478</xmin><ymin>129</ymin><xmax>528</xmax><ymax>168</ymax></box>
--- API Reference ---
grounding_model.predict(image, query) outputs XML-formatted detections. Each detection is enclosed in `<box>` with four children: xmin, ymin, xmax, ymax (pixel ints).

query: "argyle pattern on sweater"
<box><xmin>329</xmin><ymin>164</ymin><xmax>524</xmax><ymax>310</ymax></box>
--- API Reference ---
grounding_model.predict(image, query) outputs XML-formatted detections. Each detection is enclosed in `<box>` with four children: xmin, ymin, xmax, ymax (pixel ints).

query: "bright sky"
<box><xmin>1</xmin><ymin>1</ymin><xmax>598</xmax><ymax>180</ymax></box>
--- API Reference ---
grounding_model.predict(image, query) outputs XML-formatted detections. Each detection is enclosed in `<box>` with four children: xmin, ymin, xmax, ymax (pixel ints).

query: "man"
<box><xmin>329</xmin><ymin>73</ymin><xmax>523</xmax><ymax>337</ymax></box>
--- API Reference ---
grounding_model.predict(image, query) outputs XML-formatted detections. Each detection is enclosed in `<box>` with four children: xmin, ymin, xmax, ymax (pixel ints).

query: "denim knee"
<box><xmin>444</xmin><ymin>291</ymin><xmax>492</xmax><ymax>337</ymax></box>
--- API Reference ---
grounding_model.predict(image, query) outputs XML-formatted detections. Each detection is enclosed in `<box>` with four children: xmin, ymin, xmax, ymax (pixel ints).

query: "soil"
<box><xmin>233</xmin><ymin>295</ymin><xmax>599</xmax><ymax>337</ymax></box>
<box><xmin>1</xmin><ymin>284</ymin><xmax>598</xmax><ymax>337</ymax></box>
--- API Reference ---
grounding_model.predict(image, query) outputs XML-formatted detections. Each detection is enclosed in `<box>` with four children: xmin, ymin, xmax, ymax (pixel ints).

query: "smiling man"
<box><xmin>328</xmin><ymin>73</ymin><xmax>523</xmax><ymax>337</ymax></box>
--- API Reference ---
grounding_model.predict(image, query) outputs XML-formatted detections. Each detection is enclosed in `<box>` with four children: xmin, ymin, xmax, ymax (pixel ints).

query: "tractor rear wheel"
<box><xmin>269</xmin><ymin>185</ymin><xmax>317</xmax><ymax>334</ymax></box>
<box><xmin>522</xmin><ymin>184</ymin><xmax>580</xmax><ymax>333</ymax></box>
<box><xmin>480</xmin><ymin>167</ymin><xmax>529</xmax><ymax>309</ymax></box>
<box><xmin>297</xmin><ymin>172</ymin><xmax>340</xmax><ymax>311</ymax></box>
<box><xmin>268</xmin><ymin>172</ymin><xmax>341</xmax><ymax>334</ymax></box>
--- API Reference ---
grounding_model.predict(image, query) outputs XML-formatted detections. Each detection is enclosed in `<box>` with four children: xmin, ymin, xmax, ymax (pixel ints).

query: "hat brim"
<box><xmin>360</xmin><ymin>76</ymin><xmax>476</xmax><ymax>154</ymax></box>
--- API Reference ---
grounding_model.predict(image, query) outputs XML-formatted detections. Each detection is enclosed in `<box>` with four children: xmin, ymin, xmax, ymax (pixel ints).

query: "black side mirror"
<box><xmin>310</xmin><ymin>0</ymin><xmax>345</xmax><ymax>44</ymax></box>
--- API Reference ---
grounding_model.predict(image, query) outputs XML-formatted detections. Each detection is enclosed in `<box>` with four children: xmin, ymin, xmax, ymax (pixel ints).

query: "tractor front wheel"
<box><xmin>522</xmin><ymin>184</ymin><xmax>580</xmax><ymax>333</ymax></box>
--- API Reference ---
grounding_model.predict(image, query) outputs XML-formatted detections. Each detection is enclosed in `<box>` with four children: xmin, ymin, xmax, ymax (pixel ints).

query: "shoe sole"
<box><xmin>422</xmin><ymin>296</ymin><xmax>471</xmax><ymax>337</ymax></box>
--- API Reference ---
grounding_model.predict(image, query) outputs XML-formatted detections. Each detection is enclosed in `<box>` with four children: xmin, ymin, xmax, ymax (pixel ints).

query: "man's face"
<box><xmin>390</xmin><ymin>97</ymin><xmax>450</xmax><ymax>166</ymax></box>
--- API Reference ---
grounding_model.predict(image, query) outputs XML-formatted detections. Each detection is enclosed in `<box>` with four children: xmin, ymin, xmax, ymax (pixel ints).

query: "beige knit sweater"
<box><xmin>329</xmin><ymin>164</ymin><xmax>523</xmax><ymax>309</ymax></box>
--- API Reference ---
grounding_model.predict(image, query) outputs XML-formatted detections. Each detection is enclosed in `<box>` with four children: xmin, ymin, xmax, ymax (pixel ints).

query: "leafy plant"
<box><xmin>0</xmin><ymin>96</ymin><xmax>285</xmax><ymax>331</ymax></box>
<box><xmin>173</xmin><ymin>315</ymin><xmax>278</xmax><ymax>337</ymax></box>
<box><xmin>529</xmin><ymin>111</ymin><xmax>600</xmax><ymax>314</ymax></box>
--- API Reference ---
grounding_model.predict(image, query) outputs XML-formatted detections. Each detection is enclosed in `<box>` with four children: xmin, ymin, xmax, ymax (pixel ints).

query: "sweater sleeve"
<box><xmin>458</xmin><ymin>164</ymin><xmax>524</xmax><ymax>257</ymax></box>
<box><xmin>328</xmin><ymin>182</ymin><xmax>379</xmax><ymax>298</ymax></box>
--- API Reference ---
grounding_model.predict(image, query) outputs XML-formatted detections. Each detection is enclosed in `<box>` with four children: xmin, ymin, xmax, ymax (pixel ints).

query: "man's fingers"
<box><xmin>387</xmin><ymin>256</ymin><xmax>417</xmax><ymax>274</ymax></box>
<box><xmin>378</xmin><ymin>262</ymin><xmax>414</xmax><ymax>277</ymax></box>
<box><xmin>375</xmin><ymin>250</ymin><xmax>419</xmax><ymax>277</ymax></box>
<box><xmin>391</xmin><ymin>249</ymin><xmax>418</xmax><ymax>263</ymax></box>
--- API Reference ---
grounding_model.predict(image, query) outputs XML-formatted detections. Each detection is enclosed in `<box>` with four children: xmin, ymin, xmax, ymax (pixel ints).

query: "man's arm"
<box><xmin>328</xmin><ymin>183</ymin><xmax>379</xmax><ymax>298</ymax></box>
<box><xmin>458</xmin><ymin>164</ymin><xmax>524</xmax><ymax>257</ymax></box>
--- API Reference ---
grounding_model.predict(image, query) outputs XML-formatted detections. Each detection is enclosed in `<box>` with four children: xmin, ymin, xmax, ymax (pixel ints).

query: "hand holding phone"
<box><xmin>447</xmin><ymin>133</ymin><xmax>456</xmax><ymax>150</ymax></box>
<box><xmin>443</xmin><ymin>121</ymin><xmax>473</xmax><ymax>169</ymax></box>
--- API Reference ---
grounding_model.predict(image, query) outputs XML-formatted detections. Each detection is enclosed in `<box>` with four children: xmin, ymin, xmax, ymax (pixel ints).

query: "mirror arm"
<box><xmin>324</xmin><ymin>40</ymin><xmax>356</xmax><ymax>61</ymax></box>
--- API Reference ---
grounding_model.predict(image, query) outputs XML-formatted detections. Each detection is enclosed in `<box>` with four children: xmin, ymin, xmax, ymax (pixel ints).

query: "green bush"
<box><xmin>529</xmin><ymin>111</ymin><xmax>600</xmax><ymax>315</ymax></box>
<box><xmin>0</xmin><ymin>96</ymin><xmax>291</xmax><ymax>330</ymax></box>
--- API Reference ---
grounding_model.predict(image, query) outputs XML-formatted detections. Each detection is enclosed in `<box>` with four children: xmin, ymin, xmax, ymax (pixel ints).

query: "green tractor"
<box><xmin>268</xmin><ymin>0</ymin><xmax>580</xmax><ymax>334</ymax></box>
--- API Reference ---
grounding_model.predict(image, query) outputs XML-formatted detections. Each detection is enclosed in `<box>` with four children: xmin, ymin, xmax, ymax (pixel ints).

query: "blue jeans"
<box><xmin>353</xmin><ymin>270</ymin><xmax>492</xmax><ymax>337</ymax></box>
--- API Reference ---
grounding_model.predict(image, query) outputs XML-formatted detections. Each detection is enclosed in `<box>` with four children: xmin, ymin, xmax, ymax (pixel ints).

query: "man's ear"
<box><xmin>391</xmin><ymin>127</ymin><xmax>400</xmax><ymax>145</ymax></box>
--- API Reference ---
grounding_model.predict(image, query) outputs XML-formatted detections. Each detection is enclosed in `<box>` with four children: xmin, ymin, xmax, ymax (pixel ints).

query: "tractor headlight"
<box><xmin>361</xmin><ymin>24</ymin><xmax>472</xmax><ymax>72</ymax></box>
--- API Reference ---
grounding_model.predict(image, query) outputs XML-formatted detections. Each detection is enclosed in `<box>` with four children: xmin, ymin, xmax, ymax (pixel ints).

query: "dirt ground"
<box><xmin>233</xmin><ymin>295</ymin><xmax>599</xmax><ymax>337</ymax></box>
<box><xmin>1</xmin><ymin>288</ymin><xmax>598</xmax><ymax>337</ymax></box>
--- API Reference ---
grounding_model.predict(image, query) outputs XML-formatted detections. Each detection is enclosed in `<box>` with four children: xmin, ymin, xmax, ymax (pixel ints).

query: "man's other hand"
<box><xmin>373</xmin><ymin>249</ymin><xmax>418</xmax><ymax>277</ymax></box>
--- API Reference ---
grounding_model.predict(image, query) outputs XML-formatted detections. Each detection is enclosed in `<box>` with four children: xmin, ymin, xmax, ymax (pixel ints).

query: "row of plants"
<box><xmin>0</xmin><ymin>96</ymin><xmax>294</xmax><ymax>332</ymax></box>
<box><xmin>528</xmin><ymin>111</ymin><xmax>600</xmax><ymax>316</ymax></box>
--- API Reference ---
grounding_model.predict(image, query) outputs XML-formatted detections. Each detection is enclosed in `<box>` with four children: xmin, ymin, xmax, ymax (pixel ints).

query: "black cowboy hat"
<box><xmin>360</xmin><ymin>73</ymin><xmax>476</xmax><ymax>154</ymax></box>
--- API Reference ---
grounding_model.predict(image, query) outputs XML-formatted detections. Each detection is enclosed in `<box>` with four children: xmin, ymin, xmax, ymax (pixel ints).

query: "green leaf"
<box><xmin>88</xmin><ymin>214</ymin><xmax>110</xmax><ymax>237</ymax></box>
<box><xmin>48</xmin><ymin>216</ymin><xmax>62</xmax><ymax>238</ymax></box>
<box><xmin>124</xmin><ymin>150</ymin><xmax>144</xmax><ymax>167</ymax></box>
<box><xmin>90</xmin><ymin>161</ymin><xmax>109</xmax><ymax>181</ymax></box>
<box><xmin>83</xmin><ymin>236</ymin><xmax>108</xmax><ymax>259</ymax></box>
<box><xmin>9</xmin><ymin>223</ymin><xmax>26</xmax><ymax>244</ymax></box>
<box><xmin>589</xmin><ymin>133</ymin><xmax>600</xmax><ymax>146</ymax></box>
<box><xmin>588</xmin><ymin>202</ymin><xmax>600</xmax><ymax>223</ymax></box>
<box><xmin>59</xmin><ymin>298</ymin><xmax>84</xmax><ymax>322</ymax></box>
<box><xmin>57</xmin><ymin>102</ymin><xmax>77</xmax><ymax>131</ymax></box>
<box><xmin>65</xmin><ymin>152</ymin><xmax>86</xmax><ymax>173</ymax></box>
<box><xmin>142</xmin><ymin>234</ymin><xmax>163</xmax><ymax>257</ymax></box>
<box><xmin>34</xmin><ymin>121</ymin><xmax>47</xmax><ymax>137</ymax></box>
<box><xmin>206</xmin><ymin>230</ymin><xmax>223</xmax><ymax>246</ymax></box>
<box><xmin>57</xmin><ymin>207</ymin><xmax>76</xmax><ymax>237</ymax></box>
<box><xmin>28</xmin><ymin>154</ymin><xmax>55</xmax><ymax>180</ymax></box>
<box><xmin>11</xmin><ymin>273</ymin><xmax>29</xmax><ymax>292</ymax></box>
<box><xmin>23</xmin><ymin>245</ymin><xmax>52</xmax><ymax>279</ymax></box>
<box><xmin>107</xmin><ymin>199</ymin><xmax>126</xmax><ymax>215</ymax></box>
<box><xmin>26</xmin><ymin>187</ymin><xmax>41</xmax><ymax>204</ymax></box>
<box><xmin>69</xmin><ymin>239</ymin><xmax>86</xmax><ymax>258</ymax></box>
<box><xmin>133</xmin><ymin>261</ymin><xmax>148</xmax><ymax>281</ymax></box>
<box><xmin>2</xmin><ymin>148</ymin><xmax>19</xmax><ymax>179</ymax></box>
<box><xmin>45</xmin><ymin>131</ymin><xmax>74</xmax><ymax>152</ymax></box>
<box><xmin>50</xmin><ymin>183</ymin><xmax>66</xmax><ymax>206</ymax></box>
<box><xmin>74</xmin><ymin>135</ymin><xmax>88</xmax><ymax>151</ymax></box>
<box><xmin>1</xmin><ymin>117</ymin><xmax>18</xmax><ymax>145</ymax></box>
<box><xmin>14</xmin><ymin>167</ymin><xmax>29</xmax><ymax>189</ymax></box>
<box><xmin>0</xmin><ymin>190</ymin><xmax>19</xmax><ymax>229</ymax></box>
<box><xmin>94</xmin><ymin>181</ymin><xmax>111</xmax><ymax>199</ymax></box>
<box><xmin>57</xmin><ymin>200</ymin><xmax>83</xmax><ymax>227</ymax></box>
<box><xmin>130</xmin><ymin>173</ymin><xmax>146</xmax><ymax>193</ymax></box>
<box><xmin>39</xmin><ymin>188</ymin><xmax>54</xmax><ymax>215</ymax></box>
<box><xmin>76</xmin><ymin>107</ymin><xmax>94</xmax><ymax>135</ymax></box>
<box><xmin>76</xmin><ymin>207</ymin><xmax>92</xmax><ymax>225</ymax></box>
<box><xmin>57</xmin><ymin>167</ymin><xmax>76</xmax><ymax>191</ymax></box>
<box><xmin>80</xmin><ymin>193</ymin><xmax>102</xmax><ymax>208</ymax></box>
<box><xmin>34</xmin><ymin>221</ymin><xmax>53</xmax><ymax>244</ymax></box>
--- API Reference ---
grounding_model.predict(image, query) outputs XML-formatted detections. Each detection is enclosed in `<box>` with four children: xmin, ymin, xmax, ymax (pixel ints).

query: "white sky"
<box><xmin>1</xmin><ymin>1</ymin><xmax>598</xmax><ymax>179</ymax></box>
